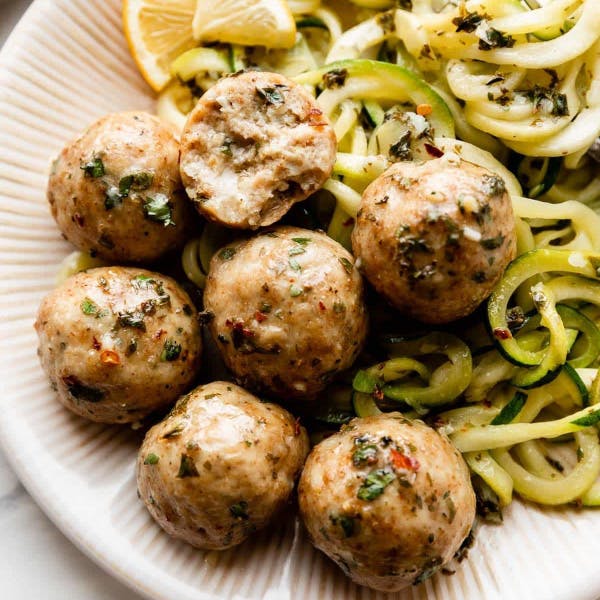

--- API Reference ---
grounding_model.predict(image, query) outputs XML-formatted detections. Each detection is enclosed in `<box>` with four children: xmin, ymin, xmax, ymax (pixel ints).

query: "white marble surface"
<box><xmin>0</xmin><ymin>2</ymin><xmax>143</xmax><ymax>598</ymax></box>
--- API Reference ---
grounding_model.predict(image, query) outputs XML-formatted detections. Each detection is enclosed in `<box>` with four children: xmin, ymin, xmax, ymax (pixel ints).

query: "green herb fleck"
<box><xmin>105</xmin><ymin>187</ymin><xmax>122</xmax><ymax>210</ymax></box>
<box><xmin>229</xmin><ymin>500</ymin><xmax>249</xmax><ymax>520</ymax></box>
<box><xmin>81</xmin><ymin>298</ymin><xmax>99</xmax><ymax>315</ymax></box>
<box><xmin>81</xmin><ymin>157</ymin><xmax>105</xmax><ymax>178</ymax></box>
<box><xmin>143</xmin><ymin>194</ymin><xmax>175</xmax><ymax>227</ymax></box>
<box><xmin>256</xmin><ymin>85</ymin><xmax>286</xmax><ymax>105</ymax></box>
<box><xmin>119</xmin><ymin>172</ymin><xmax>154</xmax><ymax>196</ymax></box>
<box><xmin>289</xmin><ymin>258</ymin><xmax>301</xmax><ymax>271</ymax></box>
<box><xmin>288</xmin><ymin>246</ymin><xmax>306</xmax><ymax>257</ymax></box>
<box><xmin>117</xmin><ymin>311</ymin><xmax>146</xmax><ymax>331</ymax></box>
<box><xmin>357</xmin><ymin>469</ymin><xmax>395</xmax><ymax>501</ymax></box>
<box><xmin>290</xmin><ymin>284</ymin><xmax>303</xmax><ymax>297</ymax></box>
<box><xmin>352</xmin><ymin>444</ymin><xmax>378</xmax><ymax>466</ymax></box>
<box><xmin>176</xmin><ymin>453</ymin><xmax>199</xmax><ymax>478</ymax></box>
<box><xmin>292</xmin><ymin>237</ymin><xmax>312</xmax><ymax>245</ymax></box>
<box><xmin>161</xmin><ymin>339</ymin><xmax>182</xmax><ymax>362</ymax></box>
<box><xmin>144</xmin><ymin>453</ymin><xmax>160</xmax><ymax>465</ymax></box>
<box><xmin>333</xmin><ymin>301</ymin><xmax>346</xmax><ymax>314</ymax></box>
<box><xmin>339</xmin><ymin>257</ymin><xmax>353</xmax><ymax>274</ymax></box>
<box><xmin>389</xmin><ymin>131</ymin><xmax>413</xmax><ymax>161</ymax></box>
<box><xmin>481</xmin><ymin>235</ymin><xmax>505</xmax><ymax>250</ymax></box>
<box><xmin>219</xmin><ymin>247</ymin><xmax>237</xmax><ymax>261</ymax></box>
<box><xmin>162</xmin><ymin>423</ymin><xmax>185</xmax><ymax>439</ymax></box>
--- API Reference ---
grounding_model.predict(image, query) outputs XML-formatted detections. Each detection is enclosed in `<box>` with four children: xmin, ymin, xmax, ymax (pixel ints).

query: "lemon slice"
<box><xmin>123</xmin><ymin>0</ymin><xmax>198</xmax><ymax>92</ymax></box>
<box><xmin>192</xmin><ymin>0</ymin><xmax>297</xmax><ymax>49</ymax></box>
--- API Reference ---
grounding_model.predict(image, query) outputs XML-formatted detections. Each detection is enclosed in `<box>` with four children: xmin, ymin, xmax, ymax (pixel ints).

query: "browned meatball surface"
<box><xmin>137</xmin><ymin>381</ymin><xmax>309</xmax><ymax>550</ymax></box>
<box><xmin>299</xmin><ymin>414</ymin><xmax>476</xmax><ymax>592</ymax></box>
<box><xmin>35</xmin><ymin>267</ymin><xmax>202</xmax><ymax>423</ymax></box>
<box><xmin>47</xmin><ymin>112</ymin><xmax>190</xmax><ymax>263</ymax></box>
<box><xmin>352</xmin><ymin>156</ymin><xmax>517</xmax><ymax>324</ymax></box>
<box><xmin>179</xmin><ymin>71</ymin><xmax>337</xmax><ymax>229</ymax></box>
<box><xmin>203</xmin><ymin>226</ymin><xmax>368</xmax><ymax>400</ymax></box>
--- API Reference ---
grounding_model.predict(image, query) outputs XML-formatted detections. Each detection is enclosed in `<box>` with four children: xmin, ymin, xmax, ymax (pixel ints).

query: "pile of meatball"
<box><xmin>36</xmin><ymin>70</ymin><xmax>517</xmax><ymax>591</ymax></box>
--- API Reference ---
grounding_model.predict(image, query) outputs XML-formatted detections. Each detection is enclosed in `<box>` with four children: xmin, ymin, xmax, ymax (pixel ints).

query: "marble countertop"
<box><xmin>0</xmin><ymin>2</ymin><xmax>143</xmax><ymax>598</ymax></box>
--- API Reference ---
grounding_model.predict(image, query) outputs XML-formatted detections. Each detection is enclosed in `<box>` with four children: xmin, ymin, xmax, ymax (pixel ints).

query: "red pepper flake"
<box><xmin>373</xmin><ymin>387</ymin><xmax>384</xmax><ymax>401</ymax></box>
<box><xmin>342</xmin><ymin>217</ymin><xmax>355</xmax><ymax>227</ymax></box>
<box><xmin>294</xmin><ymin>418</ymin><xmax>302</xmax><ymax>436</ymax></box>
<box><xmin>100</xmin><ymin>350</ymin><xmax>120</xmax><ymax>366</ymax></box>
<box><xmin>73</xmin><ymin>213</ymin><xmax>85</xmax><ymax>227</ymax></box>
<box><xmin>390</xmin><ymin>448</ymin><xmax>420</xmax><ymax>472</ymax></box>
<box><xmin>254</xmin><ymin>311</ymin><xmax>267</xmax><ymax>323</ymax></box>
<box><xmin>493</xmin><ymin>327</ymin><xmax>512</xmax><ymax>340</ymax></box>
<box><xmin>424</xmin><ymin>143</ymin><xmax>444</xmax><ymax>158</ymax></box>
<box><xmin>318</xmin><ymin>301</ymin><xmax>326</xmax><ymax>311</ymax></box>
<box><xmin>153</xmin><ymin>328</ymin><xmax>166</xmax><ymax>340</ymax></box>
<box><xmin>92</xmin><ymin>337</ymin><xmax>101</xmax><ymax>351</ymax></box>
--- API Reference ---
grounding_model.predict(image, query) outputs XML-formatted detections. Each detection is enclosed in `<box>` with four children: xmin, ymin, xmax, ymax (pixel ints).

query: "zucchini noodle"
<box><xmin>145</xmin><ymin>0</ymin><xmax>600</xmax><ymax>511</ymax></box>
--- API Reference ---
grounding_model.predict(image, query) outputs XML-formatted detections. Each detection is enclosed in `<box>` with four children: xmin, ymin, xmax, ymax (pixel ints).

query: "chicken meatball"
<box><xmin>179</xmin><ymin>71</ymin><xmax>337</xmax><ymax>229</ymax></box>
<box><xmin>136</xmin><ymin>381</ymin><xmax>309</xmax><ymax>549</ymax></box>
<box><xmin>204</xmin><ymin>226</ymin><xmax>368</xmax><ymax>399</ymax></box>
<box><xmin>299</xmin><ymin>414</ymin><xmax>475</xmax><ymax>592</ymax></box>
<box><xmin>48</xmin><ymin>112</ymin><xmax>190</xmax><ymax>263</ymax></box>
<box><xmin>352</xmin><ymin>156</ymin><xmax>517</xmax><ymax>323</ymax></box>
<box><xmin>35</xmin><ymin>267</ymin><xmax>202</xmax><ymax>423</ymax></box>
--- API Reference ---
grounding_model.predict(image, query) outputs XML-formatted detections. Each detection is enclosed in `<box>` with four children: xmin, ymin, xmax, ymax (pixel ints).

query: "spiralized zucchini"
<box><xmin>148</xmin><ymin>0</ymin><xmax>600</xmax><ymax>511</ymax></box>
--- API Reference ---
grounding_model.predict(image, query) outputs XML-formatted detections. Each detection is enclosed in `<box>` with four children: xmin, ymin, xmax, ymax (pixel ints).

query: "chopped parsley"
<box><xmin>352</xmin><ymin>444</ymin><xmax>378</xmax><ymax>466</ymax></box>
<box><xmin>480</xmin><ymin>235</ymin><xmax>505</xmax><ymax>250</ymax></box>
<box><xmin>525</xmin><ymin>85</ymin><xmax>569</xmax><ymax>117</ymax></box>
<box><xmin>357</xmin><ymin>469</ymin><xmax>395</xmax><ymax>501</ymax></box>
<box><xmin>144</xmin><ymin>453</ymin><xmax>160</xmax><ymax>465</ymax></box>
<box><xmin>219</xmin><ymin>247</ymin><xmax>237</xmax><ymax>261</ymax></box>
<box><xmin>256</xmin><ymin>85</ymin><xmax>287</xmax><ymax>105</ymax></box>
<box><xmin>104</xmin><ymin>187</ymin><xmax>122</xmax><ymax>210</ymax></box>
<box><xmin>119</xmin><ymin>172</ymin><xmax>154</xmax><ymax>196</ymax></box>
<box><xmin>143</xmin><ymin>194</ymin><xmax>175</xmax><ymax>227</ymax></box>
<box><xmin>229</xmin><ymin>501</ymin><xmax>249</xmax><ymax>520</ymax></box>
<box><xmin>81</xmin><ymin>156</ymin><xmax>105</xmax><ymax>178</ymax></box>
<box><xmin>289</xmin><ymin>258</ymin><xmax>302</xmax><ymax>271</ymax></box>
<box><xmin>291</xmin><ymin>237</ymin><xmax>312</xmax><ymax>245</ymax></box>
<box><xmin>176</xmin><ymin>453</ymin><xmax>199</xmax><ymax>478</ymax></box>
<box><xmin>389</xmin><ymin>131</ymin><xmax>413</xmax><ymax>161</ymax></box>
<box><xmin>339</xmin><ymin>257</ymin><xmax>353</xmax><ymax>274</ymax></box>
<box><xmin>161</xmin><ymin>339</ymin><xmax>182</xmax><ymax>362</ymax></box>
<box><xmin>117</xmin><ymin>310</ymin><xmax>146</xmax><ymax>330</ymax></box>
<box><xmin>290</xmin><ymin>284</ymin><xmax>304</xmax><ymax>297</ymax></box>
<box><xmin>81</xmin><ymin>298</ymin><xmax>99</xmax><ymax>315</ymax></box>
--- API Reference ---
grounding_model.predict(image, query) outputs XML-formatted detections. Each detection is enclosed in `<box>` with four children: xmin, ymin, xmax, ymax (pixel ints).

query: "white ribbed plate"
<box><xmin>1</xmin><ymin>2</ymin><xmax>599</xmax><ymax>599</ymax></box>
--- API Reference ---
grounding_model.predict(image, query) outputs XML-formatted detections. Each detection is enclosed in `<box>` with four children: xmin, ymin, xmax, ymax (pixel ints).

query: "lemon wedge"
<box><xmin>192</xmin><ymin>0</ymin><xmax>297</xmax><ymax>49</ymax></box>
<box><xmin>123</xmin><ymin>0</ymin><xmax>198</xmax><ymax>92</ymax></box>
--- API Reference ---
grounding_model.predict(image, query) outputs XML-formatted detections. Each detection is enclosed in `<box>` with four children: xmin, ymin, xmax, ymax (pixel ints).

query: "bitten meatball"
<box><xmin>352</xmin><ymin>156</ymin><xmax>517</xmax><ymax>323</ymax></box>
<box><xmin>35</xmin><ymin>267</ymin><xmax>202</xmax><ymax>423</ymax></box>
<box><xmin>299</xmin><ymin>414</ymin><xmax>475</xmax><ymax>592</ymax></box>
<box><xmin>136</xmin><ymin>381</ymin><xmax>309</xmax><ymax>549</ymax></box>
<box><xmin>203</xmin><ymin>226</ymin><xmax>368</xmax><ymax>399</ymax></box>
<box><xmin>47</xmin><ymin>112</ymin><xmax>190</xmax><ymax>263</ymax></box>
<box><xmin>179</xmin><ymin>71</ymin><xmax>337</xmax><ymax>229</ymax></box>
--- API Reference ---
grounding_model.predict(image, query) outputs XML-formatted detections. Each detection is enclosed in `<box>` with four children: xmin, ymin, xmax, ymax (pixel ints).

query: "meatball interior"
<box><xmin>35</xmin><ymin>267</ymin><xmax>202</xmax><ymax>423</ymax></box>
<box><xmin>299</xmin><ymin>414</ymin><xmax>476</xmax><ymax>592</ymax></box>
<box><xmin>204</xmin><ymin>226</ymin><xmax>368</xmax><ymax>399</ymax></box>
<box><xmin>137</xmin><ymin>381</ymin><xmax>309</xmax><ymax>549</ymax></box>
<box><xmin>180</xmin><ymin>71</ymin><xmax>337</xmax><ymax>229</ymax></box>
<box><xmin>47</xmin><ymin>111</ymin><xmax>190</xmax><ymax>263</ymax></box>
<box><xmin>352</xmin><ymin>156</ymin><xmax>517</xmax><ymax>324</ymax></box>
